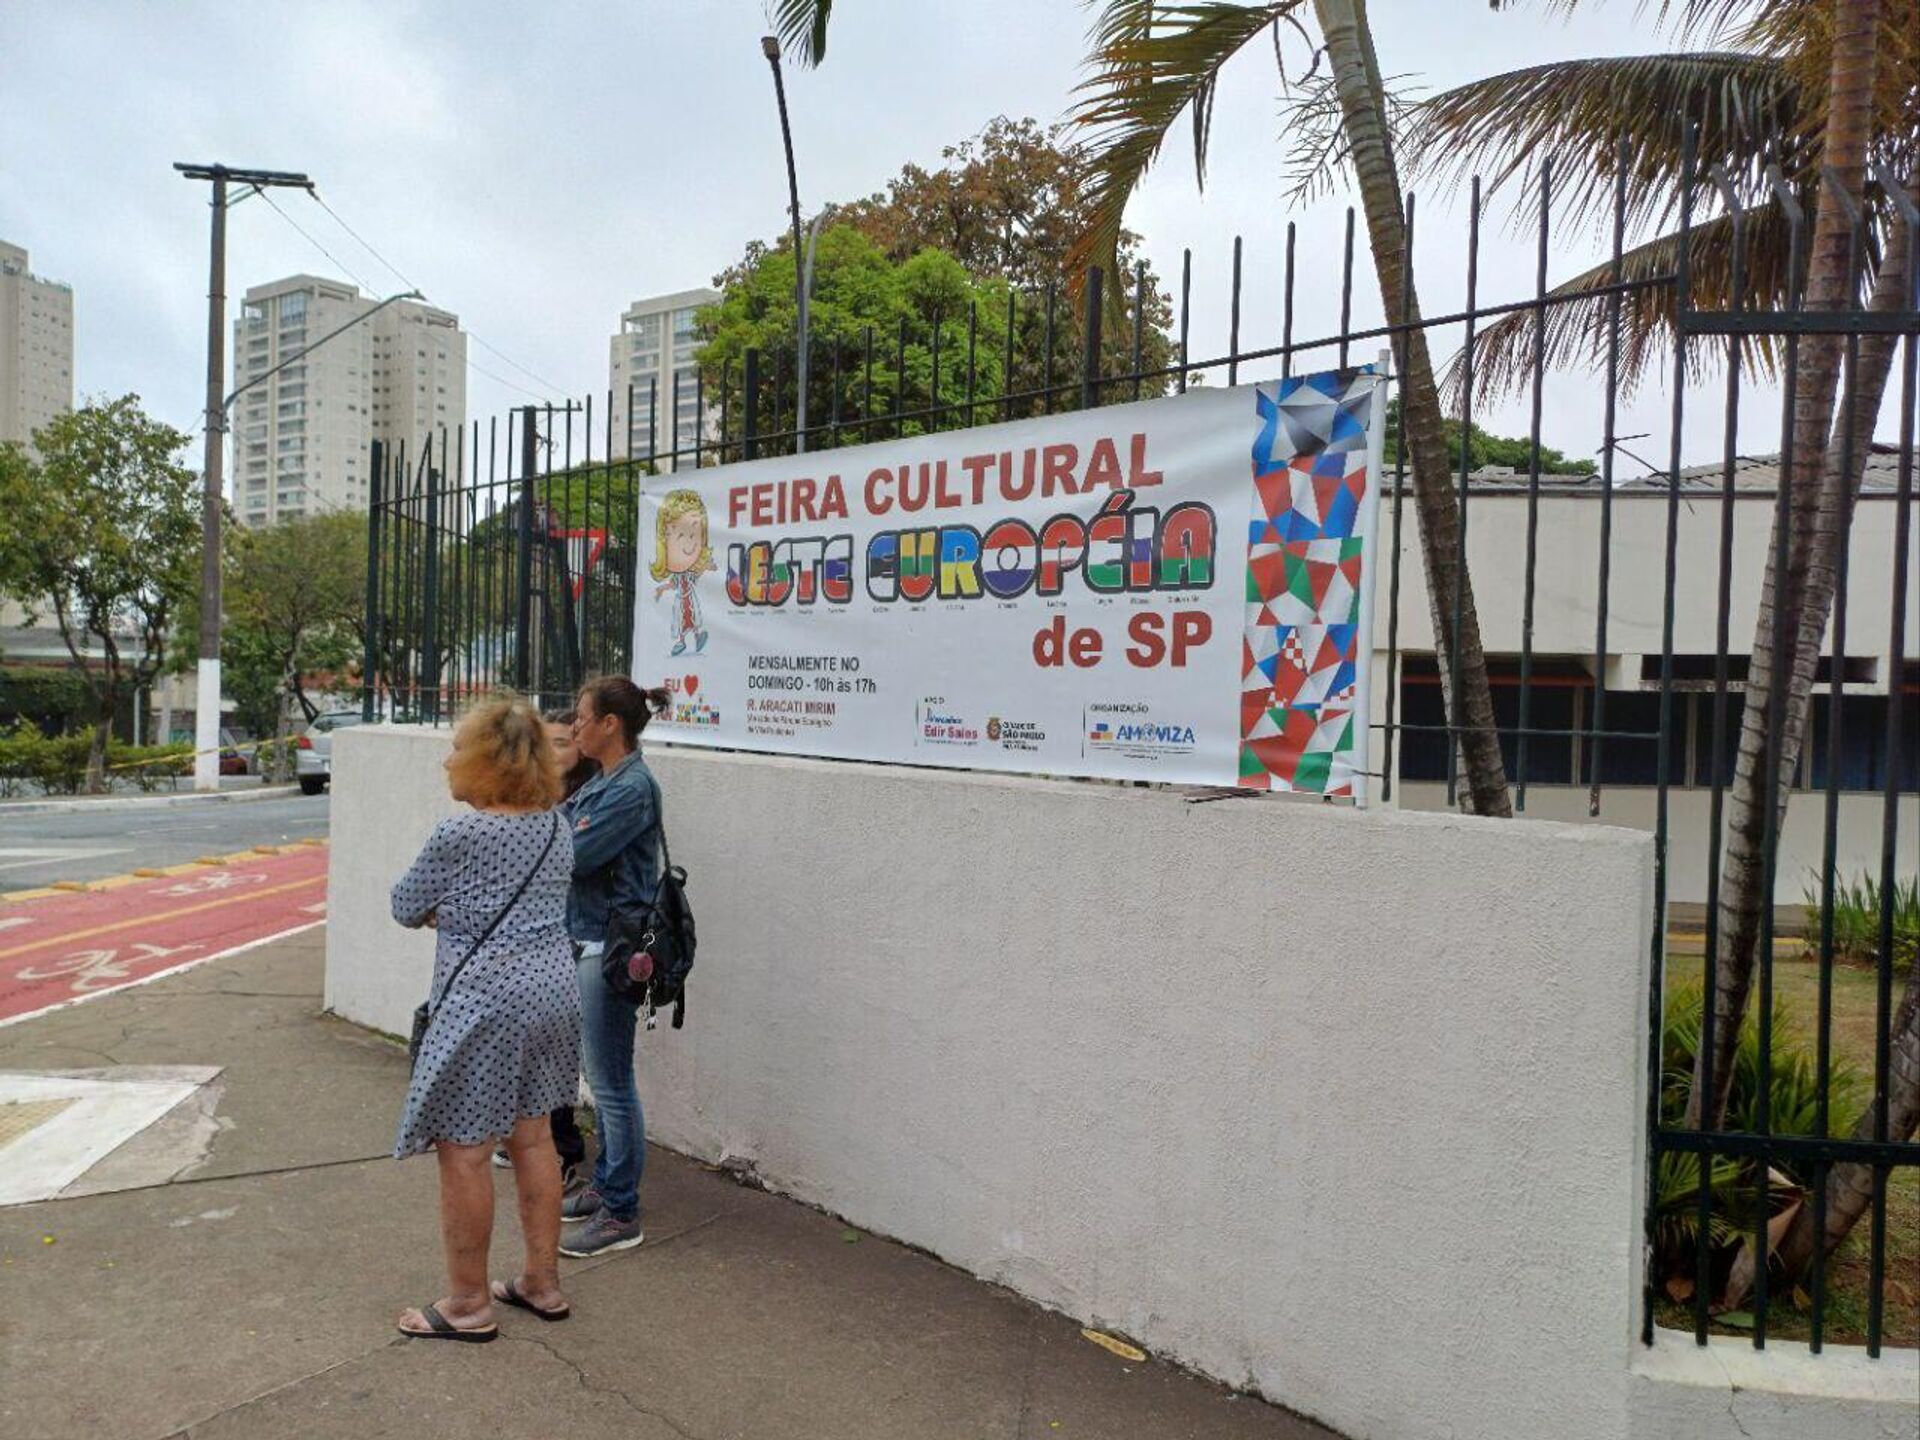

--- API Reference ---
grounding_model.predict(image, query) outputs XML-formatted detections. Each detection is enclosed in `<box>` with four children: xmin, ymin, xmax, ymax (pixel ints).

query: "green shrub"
<box><xmin>0</xmin><ymin>725</ymin><xmax>89</xmax><ymax>793</ymax></box>
<box><xmin>1655</xmin><ymin>983</ymin><xmax>1868</xmax><ymax>1294</ymax></box>
<box><xmin>0</xmin><ymin>727</ymin><xmax>191</xmax><ymax>794</ymax></box>
<box><xmin>108</xmin><ymin>741</ymin><xmax>192</xmax><ymax>791</ymax></box>
<box><xmin>0</xmin><ymin>665</ymin><xmax>93</xmax><ymax>733</ymax></box>
<box><xmin>1802</xmin><ymin>870</ymin><xmax>1919</xmax><ymax>974</ymax></box>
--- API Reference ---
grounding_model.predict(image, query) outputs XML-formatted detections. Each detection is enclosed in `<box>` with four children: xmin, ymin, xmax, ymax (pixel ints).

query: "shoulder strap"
<box><xmin>641</xmin><ymin>762</ymin><xmax>673</xmax><ymax>876</ymax></box>
<box><xmin>429</xmin><ymin>813</ymin><xmax>562</xmax><ymax>1013</ymax></box>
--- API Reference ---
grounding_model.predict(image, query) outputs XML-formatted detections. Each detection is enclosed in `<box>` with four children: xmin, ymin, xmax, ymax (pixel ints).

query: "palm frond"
<box><xmin>1066</xmin><ymin>2</ymin><xmax>1299</xmax><ymax>285</ymax></box>
<box><xmin>1278</xmin><ymin>69</ymin><xmax>1424</xmax><ymax>206</ymax></box>
<box><xmin>1485</xmin><ymin>1</ymin><xmax>1784</xmax><ymax>47</ymax></box>
<box><xmin>1406</xmin><ymin>52</ymin><xmax>1809</xmax><ymax>238</ymax></box>
<box><xmin>770</xmin><ymin>0</ymin><xmax>834</xmax><ymax>68</ymax></box>
<box><xmin>1443</xmin><ymin>196</ymin><xmax>1802</xmax><ymax>406</ymax></box>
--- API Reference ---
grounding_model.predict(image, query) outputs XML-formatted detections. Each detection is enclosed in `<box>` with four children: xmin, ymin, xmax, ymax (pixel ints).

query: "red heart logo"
<box><xmin>682</xmin><ymin>675</ymin><xmax>699</xmax><ymax>698</ymax></box>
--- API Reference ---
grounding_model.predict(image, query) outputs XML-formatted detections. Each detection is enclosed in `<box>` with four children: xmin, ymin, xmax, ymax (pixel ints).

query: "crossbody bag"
<box><xmin>407</xmin><ymin>813</ymin><xmax>563</xmax><ymax>1072</ymax></box>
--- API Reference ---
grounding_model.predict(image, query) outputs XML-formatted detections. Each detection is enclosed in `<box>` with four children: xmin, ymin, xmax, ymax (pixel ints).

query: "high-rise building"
<box><xmin>609</xmin><ymin>287</ymin><xmax>718</xmax><ymax>466</ymax></box>
<box><xmin>231</xmin><ymin>275</ymin><xmax>465</xmax><ymax>527</ymax></box>
<box><xmin>0</xmin><ymin>239</ymin><xmax>74</xmax><ymax>454</ymax></box>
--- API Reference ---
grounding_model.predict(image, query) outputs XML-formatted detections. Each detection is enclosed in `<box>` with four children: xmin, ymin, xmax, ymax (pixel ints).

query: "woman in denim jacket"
<box><xmin>556</xmin><ymin>676</ymin><xmax>667</xmax><ymax>1258</ymax></box>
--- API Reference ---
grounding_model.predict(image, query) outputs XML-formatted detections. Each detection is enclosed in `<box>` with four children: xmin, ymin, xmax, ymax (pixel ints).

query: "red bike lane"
<box><xmin>0</xmin><ymin>845</ymin><xmax>329</xmax><ymax>1026</ymax></box>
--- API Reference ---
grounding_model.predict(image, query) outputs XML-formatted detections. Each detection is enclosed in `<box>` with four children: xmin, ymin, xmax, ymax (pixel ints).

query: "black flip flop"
<box><xmin>491</xmin><ymin>1278</ymin><xmax>571</xmax><ymax>1322</ymax></box>
<box><xmin>397</xmin><ymin>1302</ymin><xmax>499</xmax><ymax>1343</ymax></box>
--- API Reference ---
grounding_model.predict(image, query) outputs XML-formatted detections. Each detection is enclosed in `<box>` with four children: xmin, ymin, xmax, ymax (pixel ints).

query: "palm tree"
<box><xmin>1066</xmin><ymin>0</ymin><xmax>1516</xmax><ymax>817</ymax></box>
<box><xmin>767</xmin><ymin>0</ymin><xmax>1518</xmax><ymax>817</ymax></box>
<box><xmin>1417</xmin><ymin>0</ymin><xmax>1917</xmax><ymax>1287</ymax></box>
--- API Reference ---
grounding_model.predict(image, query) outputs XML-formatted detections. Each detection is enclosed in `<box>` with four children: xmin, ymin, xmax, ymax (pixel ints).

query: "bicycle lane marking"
<box><xmin>0</xmin><ymin>846</ymin><xmax>330</xmax><ymax>1026</ymax></box>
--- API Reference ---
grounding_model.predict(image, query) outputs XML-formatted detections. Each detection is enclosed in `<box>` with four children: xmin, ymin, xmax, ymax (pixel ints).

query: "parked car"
<box><xmin>295</xmin><ymin>711</ymin><xmax>364</xmax><ymax>795</ymax></box>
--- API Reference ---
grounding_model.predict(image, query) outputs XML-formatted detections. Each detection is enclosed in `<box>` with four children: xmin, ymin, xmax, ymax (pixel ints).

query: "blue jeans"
<box><xmin>576</xmin><ymin>945</ymin><xmax>644</xmax><ymax>1220</ymax></box>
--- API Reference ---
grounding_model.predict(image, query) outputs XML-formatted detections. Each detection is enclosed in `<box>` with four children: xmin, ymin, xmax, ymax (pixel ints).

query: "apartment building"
<box><xmin>231</xmin><ymin>276</ymin><xmax>465</xmax><ymax>526</ymax></box>
<box><xmin>0</xmin><ymin>239</ymin><xmax>74</xmax><ymax>453</ymax></box>
<box><xmin>608</xmin><ymin>287</ymin><xmax>718</xmax><ymax>466</ymax></box>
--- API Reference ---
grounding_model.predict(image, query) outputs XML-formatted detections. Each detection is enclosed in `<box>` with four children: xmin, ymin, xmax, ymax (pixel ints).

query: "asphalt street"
<box><xmin>0</xmin><ymin>790</ymin><xmax>331</xmax><ymax>894</ymax></box>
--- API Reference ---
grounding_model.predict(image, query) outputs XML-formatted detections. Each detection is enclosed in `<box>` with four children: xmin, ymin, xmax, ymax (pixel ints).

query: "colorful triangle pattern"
<box><xmin>1239</xmin><ymin>370</ymin><xmax>1378</xmax><ymax>798</ymax></box>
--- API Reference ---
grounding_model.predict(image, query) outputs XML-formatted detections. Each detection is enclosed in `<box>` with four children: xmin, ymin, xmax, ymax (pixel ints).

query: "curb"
<box><xmin>0</xmin><ymin>839</ymin><xmax>328</xmax><ymax>904</ymax></box>
<box><xmin>0</xmin><ymin>785</ymin><xmax>305</xmax><ymax>817</ymax></box>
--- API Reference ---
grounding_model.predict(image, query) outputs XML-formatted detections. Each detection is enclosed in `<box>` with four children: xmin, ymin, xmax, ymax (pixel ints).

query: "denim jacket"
<box><xmin>563</xmin><ymin>749</ymin><xmax>661</xmax><ymax>944</ymax></box>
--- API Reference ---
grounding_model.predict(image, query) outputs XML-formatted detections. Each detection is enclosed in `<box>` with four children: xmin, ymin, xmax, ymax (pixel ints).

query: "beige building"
<box><xmin>609</xmin><ymin>287</ymin><xmax>718</xmax><ymax>466</ymax></box>
<box><xmin>232</xmin><ymin>276</ymin><xmax>465</xmax><ymax>527</ymax></box>
<box><xmin>0</xmin><ymin>239</ymin><xmax>74</xmax><ymax>454</ymax></box>
<box><xmin>1373</xmin><ymin>451</ymin><xmax>1916</xmax><ymax>905</ymax></box>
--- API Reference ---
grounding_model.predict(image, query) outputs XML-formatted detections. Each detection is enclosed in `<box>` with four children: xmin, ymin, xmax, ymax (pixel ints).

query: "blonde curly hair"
<box><xmin>446</xmin><ymin>693</ymin><xmax>562</xmax><ymax>810</ymax></box>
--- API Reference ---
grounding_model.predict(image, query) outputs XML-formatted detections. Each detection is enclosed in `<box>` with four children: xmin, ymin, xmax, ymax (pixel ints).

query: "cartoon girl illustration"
<box><xmin>651</xmin><ymin>489</ymin><xmax>714</xmax><ymax>656</ymax></box>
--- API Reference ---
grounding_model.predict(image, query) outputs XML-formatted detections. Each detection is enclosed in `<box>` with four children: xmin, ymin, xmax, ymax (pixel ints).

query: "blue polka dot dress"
<box><xmin>390</xmin><ymin>811</ymin><xmax>581</xmax><ymax>1158</ymax></box>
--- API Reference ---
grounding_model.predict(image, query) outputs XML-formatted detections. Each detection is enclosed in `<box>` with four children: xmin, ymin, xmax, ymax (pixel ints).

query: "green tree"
<box><xmin>224</xmin><ymin>514</ymin><xmax>365</xmax><ymax>778</ymax></box>
<box><xmin>1381</xmin><ymin>398</ymin><xmax>1598</xmax><ymax>477</ymax></box>
<box><xmin>0</xmin><ymin>397</ymin><xmax>198</xmax><ymax>792</ymax></box>
<box><xmin>698</xmin><ymin>227</ymin><xmax>1016</xmax><ymax>446</ymax></box>
<box><xmin>835</xmin><ymin>116</ymin><xmax>1181</xmax><ymax>396</ymax></box>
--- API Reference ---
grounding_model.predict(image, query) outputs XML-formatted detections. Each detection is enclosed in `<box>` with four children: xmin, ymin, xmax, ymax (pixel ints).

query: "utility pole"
<box><xmin>761</xmin><ymin>36</ymin><xmax>813</xmax><ymax>453</ymax></box>
<box><xmin>175</xmin><ymin>162</ymin><xmax>312</xmax><ymax>790</ymax></box>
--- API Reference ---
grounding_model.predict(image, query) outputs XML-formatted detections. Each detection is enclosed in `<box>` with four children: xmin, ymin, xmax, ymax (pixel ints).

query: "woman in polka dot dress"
<box><xmin>389</xmin><ymin>695</ymin><xmax>582</xmax><ymax>1342</ymax></box>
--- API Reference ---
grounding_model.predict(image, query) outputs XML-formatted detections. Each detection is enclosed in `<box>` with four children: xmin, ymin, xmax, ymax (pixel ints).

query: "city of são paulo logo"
<box><xmin>1084</xmin><ymin>701</ymin><xmax>1196</xmax><ymax>757</ymax></box>
<box><xmin>662</xmin><ymin>673</ymin><xmax>721</xmax><ymax>728</ymax></box>
<box><xmin>987</xmin><ymin>716</ymin><xmax>1048</xmax><ymax>753</ymax></box>
<box><xmin>917</xmin><ymin>696</ymin><xmax>979</xmax><ymax>747</ymax></box>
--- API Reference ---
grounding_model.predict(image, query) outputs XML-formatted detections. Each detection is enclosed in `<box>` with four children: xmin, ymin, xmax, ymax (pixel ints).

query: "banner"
<box><xmin>634</xmin><ymin>367</ymin><xmax>1388</xmax><ymax>799</ymax></box>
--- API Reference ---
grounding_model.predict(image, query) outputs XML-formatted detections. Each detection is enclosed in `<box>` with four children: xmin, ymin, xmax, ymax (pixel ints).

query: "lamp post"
<box><xmin>761</xmin><ymin>34</ymin><xmax>816</xmax><ymax>453</ymax></box>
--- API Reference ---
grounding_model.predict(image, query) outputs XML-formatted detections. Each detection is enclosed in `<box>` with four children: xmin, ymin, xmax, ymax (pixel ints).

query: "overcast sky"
<box><xmin>4</xmin><ymin>1</ymin><xmax>1797</xmax><ymax>476</ymax></box>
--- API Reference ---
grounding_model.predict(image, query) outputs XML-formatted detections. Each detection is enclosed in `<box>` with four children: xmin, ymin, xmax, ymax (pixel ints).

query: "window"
<box><xmin>279</xmin><ymin>292</ymin><xmax>308</xmax><ymax>324</ymax></box>
<box><xmin>1580</xmin><ymin>689</ymin><xmax>1687</xmax><ymax>787</ymax></box>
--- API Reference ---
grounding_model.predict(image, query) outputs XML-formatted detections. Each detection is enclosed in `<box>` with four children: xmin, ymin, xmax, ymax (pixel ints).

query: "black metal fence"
<box><xmin>364</xmin><ymin>156</ymin><xmax>1918</xmax><ymax>1356</ymax></box>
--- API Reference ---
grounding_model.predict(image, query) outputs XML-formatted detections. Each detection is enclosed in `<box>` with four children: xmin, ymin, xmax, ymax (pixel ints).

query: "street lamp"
<box><xmin>224</xmin><ymin>289</ymin><xmax>422</xmax><ymax>412</ymax></box>
<box><xmin>761</xmin><ymin>34</ymin><xmax>816</xmax><ymax>454</ymax></box>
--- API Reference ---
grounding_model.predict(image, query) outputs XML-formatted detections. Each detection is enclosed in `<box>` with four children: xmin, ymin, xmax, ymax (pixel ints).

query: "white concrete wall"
<box><xmin>324</xmin><ymin>726</ymin><xmax>1914</xmax><ymax>1440</ymax></box>
<box><xmin>1394</xmin><ymin>780</ymin><xmax>1918</xmax><ymax>909</ymax></box>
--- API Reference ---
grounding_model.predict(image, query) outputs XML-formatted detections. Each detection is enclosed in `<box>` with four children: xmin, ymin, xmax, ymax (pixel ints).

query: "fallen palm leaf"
<box><xmin>1081</xmin><ymin>1328</ymin><xmax>1146</xmax><ymax>1363</ymax></box>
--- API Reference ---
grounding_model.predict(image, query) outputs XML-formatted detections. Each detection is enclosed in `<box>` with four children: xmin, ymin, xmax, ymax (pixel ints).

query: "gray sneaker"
<box><xmin>560</xmin><ymin>1187</ymin><xmax>603</xmax><ymax>1223</ymax></box>
<box><xmin>558</xmin><ymin>1208</ymin><xmax>644</xmax><ymax>1258</ymax></box>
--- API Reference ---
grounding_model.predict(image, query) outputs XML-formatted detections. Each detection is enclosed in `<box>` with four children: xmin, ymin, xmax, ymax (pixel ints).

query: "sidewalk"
<box><xmin>0</xmin><ymin>778</ymin><xmax>299</xmax><ymax>816</ymax></box>
<box><xmin>0</xmin><ymin>927</ymin><xmax>1340</xmax><ymax>1440</ymax></box>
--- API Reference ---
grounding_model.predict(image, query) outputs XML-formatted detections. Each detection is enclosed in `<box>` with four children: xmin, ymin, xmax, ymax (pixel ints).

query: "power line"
<box><xmin>254</xmin><ymin>188</ymin><xmax>376</xmax><ymax>294</ymax></box>
<box><xmin>468</xmin><ymin>332</ymin><xmax>568</xmax><ymax>396</ymax></box>
<box><xmin>305</xmin><ymin>189</ymin><xmax>570</xmax><ymax>398</ymax></box>
<box><xmin>468</xmin><ymin>356</ymin><xmax>553</xmax><ymax>403</ymax></box>
<box><xmin>308</xmin><ymin>190</ymin><xmax>420</xmax><ymax>293</ymax></box>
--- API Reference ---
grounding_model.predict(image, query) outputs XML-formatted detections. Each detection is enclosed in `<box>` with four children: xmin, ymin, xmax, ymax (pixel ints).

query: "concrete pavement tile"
<box><xmin>166</xmin><ymin>1333</ymin><xmax>692</xmax><ymax>1440</ymax></box>
<box><xmin>0</xmin><ymin>929</ymin><xmax>1342</xmax><ymax>1440</ymax></box>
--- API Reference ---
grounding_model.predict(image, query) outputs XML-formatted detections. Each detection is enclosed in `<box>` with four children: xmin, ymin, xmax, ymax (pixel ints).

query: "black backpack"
<box><xmin>600</xmin><ymin>769</ymin><xmax>696</xmax><ymax>1028</ymax></box>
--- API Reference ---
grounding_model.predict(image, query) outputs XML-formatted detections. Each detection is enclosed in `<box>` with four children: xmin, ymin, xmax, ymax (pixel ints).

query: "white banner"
<box><xmin>634</xmin><ymin>367</ymin><xmax>1388</xmax><ymax>798</ymax></box>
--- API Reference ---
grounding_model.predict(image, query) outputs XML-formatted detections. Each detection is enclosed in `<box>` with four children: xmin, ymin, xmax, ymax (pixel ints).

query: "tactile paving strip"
<box><xmin>0</xmin><ymin>1097</ymin><xmax>78</xmax><ymax>1151</ymax></box>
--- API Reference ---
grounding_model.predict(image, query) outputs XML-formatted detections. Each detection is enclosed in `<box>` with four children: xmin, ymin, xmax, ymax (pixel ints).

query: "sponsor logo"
<box><xmin>1084</xmin><ymin>704</ymin><xmax>1197</xmax><ymax>758</ymax></box>
<box><xmin>662</xmin><ymin>674</ymin><xmax>721</xmax><ymax>728</ymax></box>
<box><xmin>918</xmin><ymin>696</ymin><xmax>979</xmax><ymax>747</ymax></box>
<box><xmin>987</xmin><ymin>715</ymin><xmax>1047</xmax><ymax>753</ymax></box>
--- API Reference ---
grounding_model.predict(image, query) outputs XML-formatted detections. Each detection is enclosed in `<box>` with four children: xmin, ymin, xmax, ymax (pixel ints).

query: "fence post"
<box><xmin>515</xmin><ymin>409</ymin><xmax>537</xmax><ymax>693</ymax></box>
<box><xmin>361</xmin><ymin>440</ymin><xmax>383</xmax><ymax>722</ymax></box>
<box><xmin>1080</xmin><ymin>266</ymin><xmax>1104</xmax><ymax>411</ymax></box>
<box><xmin>744</xmin><ymin>348</ymin><xmax>761</xmax><ymax>461</ymax></box>
<box><xmin>421</xmin><ymin>442</ymin><xmax>441</xmax><ymax>723</ymax></box>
